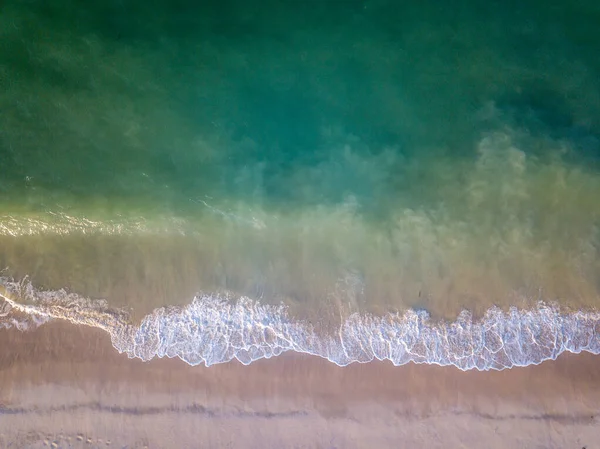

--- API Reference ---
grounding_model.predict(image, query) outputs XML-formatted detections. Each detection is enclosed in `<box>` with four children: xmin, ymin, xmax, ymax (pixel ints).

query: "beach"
<box><xmin>2</xmin><ymin>0</ymin><xmax>600</xmax><ymax>446</ymax></box>
<box><xmin>1</xmin><ymin>322</ymin><xmax>600</xmax><ymax>448</ymax></box>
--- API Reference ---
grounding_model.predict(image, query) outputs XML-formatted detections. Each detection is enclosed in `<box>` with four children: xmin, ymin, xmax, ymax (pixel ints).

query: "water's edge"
<box><xmin>1</xmin><ymin>278</ymin><xmax>598</xmax><ymax>371</ymax></box>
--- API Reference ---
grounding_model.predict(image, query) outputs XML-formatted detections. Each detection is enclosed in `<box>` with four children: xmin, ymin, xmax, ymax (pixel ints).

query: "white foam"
<box><xmin>1</xmin><ymin>279</ymin><xmax>599</xmax><ymax>371</ymax></box>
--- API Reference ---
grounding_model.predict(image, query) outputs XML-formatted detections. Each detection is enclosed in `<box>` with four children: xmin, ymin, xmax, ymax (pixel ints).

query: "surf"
<box><xmin>2</xmin><ymin>278</ymin><xmax>599</xmax><ymax>371</ymax></box>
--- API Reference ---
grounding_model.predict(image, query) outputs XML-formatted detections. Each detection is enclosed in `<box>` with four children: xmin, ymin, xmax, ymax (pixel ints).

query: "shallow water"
<box><xmin>1</xmin><ymin>0</ymin><xmax>600</xmax><ymax>369</ymax></box>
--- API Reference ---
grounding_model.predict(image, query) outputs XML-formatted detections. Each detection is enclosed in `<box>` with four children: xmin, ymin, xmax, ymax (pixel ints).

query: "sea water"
<box><xmin>1</xmin><ymin>0</ymin><xmax>599</xmax><ymax>370</ymax></box>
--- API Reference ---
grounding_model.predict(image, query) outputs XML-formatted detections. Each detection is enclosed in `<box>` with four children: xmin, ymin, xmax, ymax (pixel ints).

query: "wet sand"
<box><xmin>1</xmin><ymin>323</ymin><xmax>599</xmax><ymax>448</ymax></box>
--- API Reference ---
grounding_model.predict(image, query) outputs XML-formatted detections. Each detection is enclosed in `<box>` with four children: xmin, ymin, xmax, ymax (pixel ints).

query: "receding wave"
<box><xmin>1</xmin><ymin>278</ymin><xmax>599</xmax><ymax>371</ymax></box>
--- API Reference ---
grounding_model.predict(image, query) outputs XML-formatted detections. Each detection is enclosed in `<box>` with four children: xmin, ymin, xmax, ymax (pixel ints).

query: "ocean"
<box><xmin>1</xmin><ymin>0</ymin><xmax>600</xmax><ymax>371</ymax></box>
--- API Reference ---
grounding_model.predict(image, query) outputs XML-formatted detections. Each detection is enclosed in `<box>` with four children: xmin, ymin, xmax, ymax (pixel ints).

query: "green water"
<box><xmin>1</xmin><ymin>0</ymin><xmax>600</xmax><ymax>318</ymax></box>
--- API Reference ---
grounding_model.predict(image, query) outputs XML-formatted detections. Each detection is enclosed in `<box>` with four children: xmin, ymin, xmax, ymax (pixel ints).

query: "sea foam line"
<box><xmin>1</xmin><ymin>279</ymin><xmax>599</xmax><ymax>371</ymax></box>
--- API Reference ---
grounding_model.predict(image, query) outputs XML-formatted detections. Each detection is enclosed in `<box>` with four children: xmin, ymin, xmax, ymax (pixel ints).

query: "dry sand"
<box><xmin>1</xmin><ymin>322</ymin><xmax>599</xmax><ymax>448</ymax></box>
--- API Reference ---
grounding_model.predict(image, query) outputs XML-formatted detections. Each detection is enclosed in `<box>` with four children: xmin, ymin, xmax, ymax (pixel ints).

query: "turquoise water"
<box><xmin>2</xmin><ymin>0</ymin><xmax>599</xmax><ymax>212</ymax></box>
<box><xmin>1</xmin><ymin>0</ymin><xmax>600</xmax><ymax>369</ymax></box>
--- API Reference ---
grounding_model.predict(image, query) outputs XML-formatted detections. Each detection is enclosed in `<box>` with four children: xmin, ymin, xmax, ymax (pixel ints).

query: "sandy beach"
<box><xmin>1</xmin><ymin>322</ymin><xmax>599</xmax><ymax>448</ymax></box>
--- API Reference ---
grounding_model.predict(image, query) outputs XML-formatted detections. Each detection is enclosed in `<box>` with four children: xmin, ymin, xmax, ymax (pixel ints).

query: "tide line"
<box><xmin>1</xmin><ymin>278</ymin><xmax>599</xmax><ymax>371</ymax></box>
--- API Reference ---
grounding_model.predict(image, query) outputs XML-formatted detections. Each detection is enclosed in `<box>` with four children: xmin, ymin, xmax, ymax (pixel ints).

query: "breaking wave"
<box><xmin>1</xmin><ymin>278</ymin><xmax>599</xmax><ymax>371</ymax></box>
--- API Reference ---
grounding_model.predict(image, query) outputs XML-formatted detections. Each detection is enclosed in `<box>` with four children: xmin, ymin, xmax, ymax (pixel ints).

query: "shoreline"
<box><xmin>1</xmin><ymin>323</ymin><xmax>600</xmax><ymax>448</ymax></box>
<box><xmin>3</xmin><ymin>280</ymin><xmax>600</xmax><ymax>370</ymax></box>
